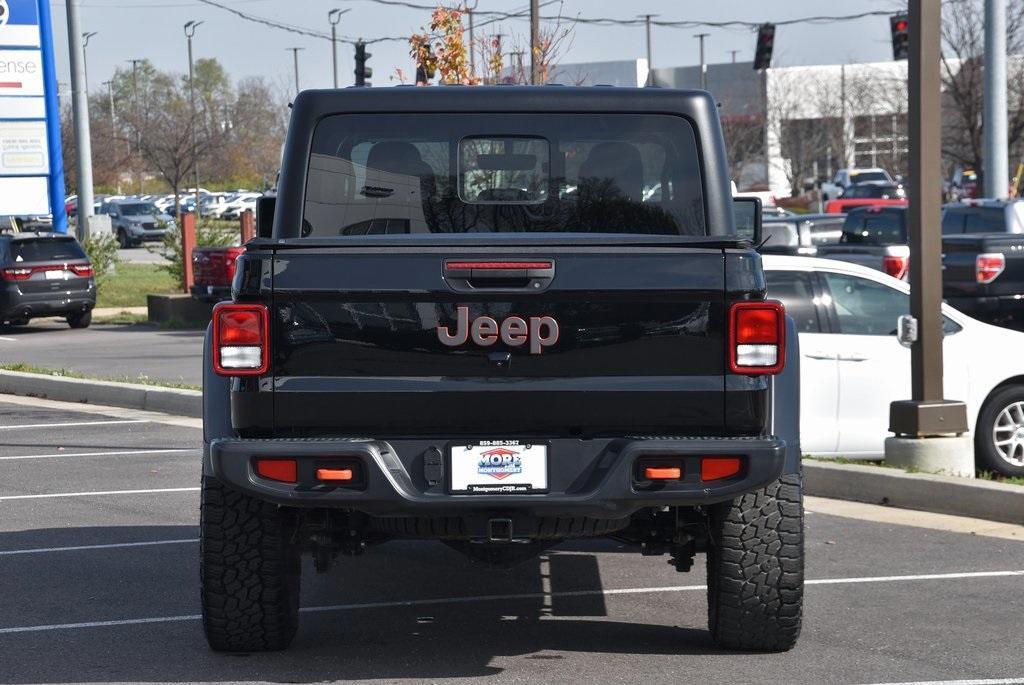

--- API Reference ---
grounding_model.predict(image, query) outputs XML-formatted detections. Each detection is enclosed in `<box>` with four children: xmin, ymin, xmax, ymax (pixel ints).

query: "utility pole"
<box><xmin>512</xmin><ymin>50</ymin><xmax>525</xmax><ymax>84</ymax></box>
<box><xmin>81</xmin><ymin>31</ymin><xmax>97</xmax><ymax>93</ymax></box>
<box><xmin>465</xmin><ymin>0</ymin><xmax>478</xmax><ymax>80</ymax></box>
<box><xmin>287</xmin><ymin>47</ymin><xmax>304</xmax><ymax>95</ymax></box>
<box><xmin>184</xmin><ymin>21</ymin><xmax>203</xmax><ymax>218</ymax></box>
<box><xmin>529</xmin><ymin>0</ymin><xmax>540</xmax><ymax>84</ymax></box>
<box><xmin>984</xmin><ymin>0</ymin><xmax>1009</xmax><ymax>198</ymax></box>
<box><xmin>694</xmin><ymin>33</ymin><xmax>710</xmax><ymax>90</ymax></box>
<box><xmin>328</xmin><ymin>9</ymin><xmax>348</xmax><ymax>88</ymax></box>
<box><xmin>65</xmin><ymin>0</ymin><xmax>93</xmax><ymax>240</ymax></box>
<box><xmin>128</xmin><ymin>58</ymin><xmax>143</xmax><ymax>193</ymax></box>
<box><xmin>887</xmin><ymin>0</ymin><xmax>969</xmax><ymax>459</ymax></box>
<box><xmin>638</xmin><ymin>14</ymin><xmax>656</xmax><ymax>85</ymax></box>
<box><xmin>102</xmin><ymin>79</ymin><xmax>122</xmax><ymax>193</ymax></box>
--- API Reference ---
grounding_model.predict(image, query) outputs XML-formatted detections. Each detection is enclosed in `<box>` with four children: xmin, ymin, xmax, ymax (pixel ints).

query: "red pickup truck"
<box><xmin>191</xmin><ymin>245</ymin><xmax>245</xmax><ymax>301</ymax></box>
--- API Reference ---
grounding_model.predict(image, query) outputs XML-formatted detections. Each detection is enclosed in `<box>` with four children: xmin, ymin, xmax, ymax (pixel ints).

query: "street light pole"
<box><xmin>984</xmin><ymin>0</ymin><xmax>1008</xmax><ymax>198</ymax></box>
<box><xmin>81</xmin><ymin>31</ymin><xmax>97</xmax><ymax>93</ymax></box>
<box><xmin>529</xmin><ymin>0</ymin><xmax>540</xmax><ymax>84</ymax></box>
<box><xmin>128</xmin><ymin>58</ymin><xmax>143</xmax><ymax>193</ymax></box>
<box><xmin>328</xmin><ymin>9</ymin><xmax>347</xmax><ymax>89</ymax></box>
<box><xmin>65</xmin><ymin>0</ymin><xmax>94</xmax><ymax>240</ymax></box>
<box><xmin>465</xmin><ymin>1</ymin><xmax>478</xmax><ymax>79</ymax></box>
<box><xmin>102</xmin><ymin>79</ymin><xmax>121</xmax><ymax>193</ymax></box>
<box><xmin>888</xmin><ymin>0</ymin><xmax>968</xmax><ymax>441</ymax></box>
<box><xmin>638</xmin><ymin>14</ymin><xmax>657</xmax><ymax>85</ymax></box>
<box><xmin>287</xmin><ymin>47</ymin><xmax>304</xmax><ymax>95</ymax></box>
<box><xmin>694</xmin><ymin>33</ymin><xmax>710</xmax><ymax>90</ymax></box>
<box><xmin>184</xmin><ymin>20</ymin><xmax>203</xmax><ymax>218</ymax></box>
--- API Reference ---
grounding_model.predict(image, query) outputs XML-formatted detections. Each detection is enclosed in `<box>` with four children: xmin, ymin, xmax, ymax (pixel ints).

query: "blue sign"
<box><xmin>0</xmin><ymin>0</ymin><xmax>65</xmax><ymax>231</ymax></box>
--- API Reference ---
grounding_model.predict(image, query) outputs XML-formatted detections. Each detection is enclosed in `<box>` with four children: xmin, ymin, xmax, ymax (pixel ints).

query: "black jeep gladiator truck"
<box><xmin>201</xmin><ymin>86</ymin><xmax>803</xmax><ymax>653</ymax></box>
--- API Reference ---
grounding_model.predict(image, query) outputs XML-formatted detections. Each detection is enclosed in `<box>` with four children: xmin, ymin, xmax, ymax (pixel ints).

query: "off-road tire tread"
<box><xmin>706</xmin><ymin>473</ymin><xmax>804</xmax><ymax>652</ymax></box>
<box><xmin>200</xmin><ymin>476</ymin><xmax>301</xmax><ymax>652</ymax></box>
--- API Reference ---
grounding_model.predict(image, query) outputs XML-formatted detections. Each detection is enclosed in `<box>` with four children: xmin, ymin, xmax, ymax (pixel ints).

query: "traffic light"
<box><xmin>890</xmin><ymin>14</ymin><xmax>909</xmax><ymax>60</ymax></box>
<box><xmin>354</xmin><ymin>41</ymin><xmax>372</xmax><ymax>87</ymax></box>
<box><xmin>753</xmin><ymin>23</ymin><xmax>775</xmax><ymax>71</ymax></box>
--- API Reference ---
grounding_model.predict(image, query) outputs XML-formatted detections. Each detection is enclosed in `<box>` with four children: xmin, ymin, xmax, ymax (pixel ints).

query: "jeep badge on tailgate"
<box><xmin>437</xmin><ymin>306</ymin><xmax>559</xmax><ymax>354</ymax></box>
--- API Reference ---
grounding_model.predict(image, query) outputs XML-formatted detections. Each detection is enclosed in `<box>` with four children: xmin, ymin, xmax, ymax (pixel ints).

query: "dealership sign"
<box><xmin>0</xmin><ymin>0</ymin><xmax>63</xmax><ymax>222</ymax></box>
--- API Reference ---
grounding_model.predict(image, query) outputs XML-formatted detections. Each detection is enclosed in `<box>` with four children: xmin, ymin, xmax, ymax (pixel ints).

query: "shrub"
<box><xmin>150</xmin><ymin>219</ymin><xmax>238</xmax><ymax>291</ymax></box>
<box><xmin>81</xmin><ymin>233</ymin><xmax>121</xmax><ymax>292</ymax></box>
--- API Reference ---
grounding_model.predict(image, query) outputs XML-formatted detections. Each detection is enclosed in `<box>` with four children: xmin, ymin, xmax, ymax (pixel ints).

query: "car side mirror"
<box><xmin>733</xmin><ymin>196</ymin><xmax>762</xmax><ymax>245</ymax></box>
<box><xmin>255</xmin><ymin>196</ymin><xmax>275</xmax><ymax>239</ymax></box>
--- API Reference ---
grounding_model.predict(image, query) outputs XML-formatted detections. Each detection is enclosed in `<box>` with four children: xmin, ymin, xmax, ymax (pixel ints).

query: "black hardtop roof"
<box><xmin>293</xmin><ymin>85</ymin><xmax>716</xmax><ymax>116</ymax></box>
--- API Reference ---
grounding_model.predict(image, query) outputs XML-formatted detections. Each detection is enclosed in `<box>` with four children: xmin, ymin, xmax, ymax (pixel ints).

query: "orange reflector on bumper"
<box><xmin>701</xmin><ymin>457</ymin><xmax>742</xmax><ymax>481</ymax></box>
<box><xmin>256</xmin><ymin>459</ymin><xmax>297</xmax><ymax>483</ymax></box>
<box><xmin>644</xmin><ymin>466</ymin><xmax>682</xmax><ymax>480</ymax></box>
<box><xmin>316</xmin><ymin>468</ymin><xmax>354</xmax><ymax>482</ymax></box>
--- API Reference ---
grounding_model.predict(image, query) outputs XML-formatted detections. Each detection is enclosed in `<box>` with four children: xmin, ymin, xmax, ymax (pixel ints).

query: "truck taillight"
<box><xmin>212</xmin><ymin>303</ymin><xmax>269</xmax><ymax>376</ymax></box>
<box><xmin>882</xmin><ymin>255</ymin><xmax>909</xmax><ymax>280</ymax></box>
<box><xmin>729</xmin><ymin>301</ymin><xmax>785</xmax><ymax>375</ymax></box>
<box><xmin>976</xmin><ymin>253</ymin><xmax>1005</xmax><ymax>284</ymax></box>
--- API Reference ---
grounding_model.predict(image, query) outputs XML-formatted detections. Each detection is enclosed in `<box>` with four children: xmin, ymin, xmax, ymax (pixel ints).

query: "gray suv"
<box><xmin>108</xmin><ymin>200</ymin><xmax>175</xmax><ymax>248</ymax></box>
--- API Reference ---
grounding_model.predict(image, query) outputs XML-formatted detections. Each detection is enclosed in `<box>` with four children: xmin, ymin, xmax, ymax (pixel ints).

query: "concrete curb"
<box><xmin>804</xmin><ymin>460</ymin><xmax>1024</xmax><ymax>525</ymax></box>
<box><xmin>0</xmin><ymin>370</ymin><xmax>201</xmax><ymax>418</ymax></box>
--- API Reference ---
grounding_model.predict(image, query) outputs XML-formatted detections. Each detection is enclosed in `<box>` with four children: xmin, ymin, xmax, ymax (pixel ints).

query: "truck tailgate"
<box><xmin>265</xmin><ymin>246</ymin><xmax>736</xmax><ymax>437</ymax></box>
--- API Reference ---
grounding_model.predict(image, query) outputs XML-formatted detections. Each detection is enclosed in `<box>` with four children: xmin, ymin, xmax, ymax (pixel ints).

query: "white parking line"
<box><xmin>0</xmin><ymin>394</ymin><xmax>202</xmax><ymax>429</ymax></box>
<box><xmin>0</xmin><ymin>448</ymin><xmax>196</xmax><ymax>461</ymax></box>
<box><xmin>0</xmin><ymin>336</ymin><xmax>17</xmax><ymax>342</ymax></box>
<box><xmin>0</xmin><ymin>419</ymin><xmax>148</xmax><ymax>431</ymax></box>
<box><xmin>859</xmin><ymin>679</ymin><xmax>1024</xmax><ymax>685</ymax></box>
<box><xmin>0</xmin><ymin>568</ymin><xmax>1020</xmax><ymax>635</ymax></box>
<box><xmin>0</xmin><ymin>539</ymin><xmax>198</xmax><ymax>556</ymax></box>
<box><xmin>0</xmin><ymin>487</ymin><xmax>199</xmax><ymax>501</ymax></box>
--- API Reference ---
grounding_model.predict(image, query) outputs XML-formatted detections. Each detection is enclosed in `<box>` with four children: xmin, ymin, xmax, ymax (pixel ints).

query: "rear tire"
<box><xmin>200</xmin><ymin>476</ymin><xmax>301</xmax><ymax>652</ymax></box>
<box><xmin>67</xmin><ymin>311</ymin><xmax>91</xmax><ymax>329</ymax></box>
<box><xmin>116</xmin><ymin>229</ymin><xmax>130</xmax><ymax>249</ymax></box>
<box><xmin>706</xmin><ymin>474</ymin><xmax>804</xmax><ymax>652</ymax></box>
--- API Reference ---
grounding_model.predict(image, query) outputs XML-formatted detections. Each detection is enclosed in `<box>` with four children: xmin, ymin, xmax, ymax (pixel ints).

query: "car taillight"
<box><xmin>71</xmin><ymin>264</ymin><xmax>94</xmax><ymax>277</ymax></box>
<box><xmin>976</xmin><ymin>253</ymin><xmax>1005</xmax><ymax>284</ymax></box>
<box><xmin>882</xmin><ymin>255</ymin><xmax>909</xmax><ymax>280</ymax></box>
<box><xmin>729</xmin><ymin>301</ymin><xmax>785</xmax><ymax>375</ymax></box>
<box><xmin>1</xmin><ymin>268</ymin><xmax>33</xmax><ymax>281</ymax></box>
<box><xmin>212</xmin><ymin>302</ymin><xmax>269</xmax><ymax>376</ymax></box>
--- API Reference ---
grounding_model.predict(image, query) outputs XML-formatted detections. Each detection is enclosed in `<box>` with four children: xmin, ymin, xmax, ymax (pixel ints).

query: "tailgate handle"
<box><xmin>443</xmin><ymin>260</ymin><xmax>555</xmax><ymax>293</ymax></box>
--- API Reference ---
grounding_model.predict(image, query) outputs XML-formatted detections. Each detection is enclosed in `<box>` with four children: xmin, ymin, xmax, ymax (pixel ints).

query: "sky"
<box><xmin>47</xmin><ymin>0</ymin><xmax>904</xmax><ymax>94</ymax></box>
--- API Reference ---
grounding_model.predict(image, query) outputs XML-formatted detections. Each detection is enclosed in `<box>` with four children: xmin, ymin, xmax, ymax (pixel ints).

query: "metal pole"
<box><xmin>638</xmin><ymin>14</ymin><xmax>657</xmax><ymax>85</ymax></box>
<box><xmin>288</xmin><ymin>47</ymin><xmax>303</xmax><ymax>95</ymax></box>
<box><xmin>102</xmin><ymin>79</ymin><xmax>121</xmax><ymax>193</ymax></box>
<box><xmin>328</xmin><ymin>9</ymin><xmax>344</xmax><ymax>89</ymax></box>
<box><xmin>81</xmin><ymin>32</ymin><xmax>96</xmax><ymax>93</ymax></box>
<box><xmin>889</xmin><ymin>0</ymin><xmax>968</xmax><ymax>437</ymax></box>
<box><xmin>65</xmin><ymin>0</ymin><xmax>93</xmax><ymax>240</ymax></box>
<box><xmin>129</xmin><ymin>59</ymin><xmax>142</xmax><ymax>193</ymax></box>
<box><xmin>465</xmin><ymin>1</ymin><xmax>478</xmax><ymax>79</ymax></box>
<box><xmin>984</xmin><ymin>0</ymin><xmax>1009</xmax><ymax>198</ymax></box>
<box><xmin>529</xmin><ymin>0</ymin><xmax>540</xmax><ymax>84</ymax></box>
<box><xmin>695</xmin><ymin>33</ymin><xmax>710</xmax><ymax>90</ymax></box>
<box><xmin>185</xmin><ymin>21</ymin><xmax>202</xmax><ymax>218</ymax></box>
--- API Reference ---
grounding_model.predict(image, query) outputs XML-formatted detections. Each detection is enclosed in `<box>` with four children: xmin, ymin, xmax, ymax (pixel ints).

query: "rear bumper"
<box><xmin>207</xmin><ymin>436</ymin><xmax>786</xmax><ymax>517</ymax></box>
<box><xmin>190</xmin><ymin>284</ymin><xmax>231</xmax><ymax>302</ymax></box>
<box><xmin>1</xmin><ymin>286</ymin><xmax>95</xmax><ymax>320</ymax></box>
<box><xmin>945</xmin><ymin>294</ymin><xmax>1024</xmax><ymax>316</ymax></box>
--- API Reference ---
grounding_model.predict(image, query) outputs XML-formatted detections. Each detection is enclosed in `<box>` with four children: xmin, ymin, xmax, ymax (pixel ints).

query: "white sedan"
<box><xmin>763</xmin><ymin>254</ymin><xmax>1024</xmax><ymax>477</ymax></box>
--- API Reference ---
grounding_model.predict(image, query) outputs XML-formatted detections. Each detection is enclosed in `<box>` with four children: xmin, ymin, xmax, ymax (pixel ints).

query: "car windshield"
<box><xmin>841</xmin><ymin>211</ymin><xmax>906</xmax><ymax>245</ymax></box>
<box><xmin>303</xmin><ymin>113</ymin><xmax>706</xmax><ymax>238</ymax></box>
<box><xmin>850</xmin><ymin>171</ymin><xmax>888</xmax><ymax>183</ymax></box>
<box><xmin>11</xmin><ymin>238</ymin><xmax>87</xmax><ymax>262</ymax></box>
<box><xmin>119</xmin><ymin>203</ymin><xmax>157</xmax><ymax>215</ymax></box>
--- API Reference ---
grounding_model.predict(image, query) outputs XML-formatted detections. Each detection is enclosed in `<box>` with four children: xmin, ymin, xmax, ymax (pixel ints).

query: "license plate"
<box><xmin>44</xmin><ymin>270</ymin><xmax>65</xmax><ymax>280</ymax></box>
<box><xmin>450</xmin><ymin>441</ymin><xmax>548</xmax><ymax>494</ymax></box>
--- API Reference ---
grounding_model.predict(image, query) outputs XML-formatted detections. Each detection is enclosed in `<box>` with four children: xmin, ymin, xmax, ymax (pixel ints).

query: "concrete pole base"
<box><xmin>884</xmin><ymin>434</ymin><xmax>975</xmax><ymax>478</ymax></box>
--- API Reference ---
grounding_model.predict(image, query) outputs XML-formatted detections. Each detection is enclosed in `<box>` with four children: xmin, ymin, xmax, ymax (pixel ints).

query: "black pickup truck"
<box><xmin>941</xmin><ymin>200</ymin><xmax>1024</xmax><ymax>323</ymax></box>
<box><xmin>200</xmin><ymin>87</ymin><xmax>803</xmax><ymax>653</ymax></box>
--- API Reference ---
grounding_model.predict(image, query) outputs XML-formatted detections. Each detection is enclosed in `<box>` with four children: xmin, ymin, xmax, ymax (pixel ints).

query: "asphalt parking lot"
<box><xmin>1</xmin><ymin>395</ymin><xmax>1023</xmax><ymax>685</ymax></box>
<box><xmin>0</xmin><ymin>322</ymin><xmax>203</xmax><ymax>386</ymax></box>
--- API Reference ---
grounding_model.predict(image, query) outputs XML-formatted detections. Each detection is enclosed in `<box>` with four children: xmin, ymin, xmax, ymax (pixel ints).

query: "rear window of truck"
<box><xmin>302</xmin><ymin>113</ymin><xmax>706</xmax><ymax>237</ymax></box>
<box><xmin>840</xmin><ymin>210</ymin><xmax>906</xmax><ymax>245</ymax></box>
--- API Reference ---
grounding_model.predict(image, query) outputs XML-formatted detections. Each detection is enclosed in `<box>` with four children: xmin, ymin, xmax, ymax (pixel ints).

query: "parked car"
<box><xmin>761</xmin><ymin>213</ymin><xmax>846</xmax><ymax>256</ymax></box>
<box><xmin>941</xmin><ymin>199</ymin><xmax>1024</xmax><ymax>323</ymax></box>
<box><xmin>108</xmin><ymin>200</ymin><xmax>176</xmax><ymax>248</ymax></box>
<box><xmin>764</xmin><ymin>254</ymin><xmax>1024</xmax><ymax>476</ymax></box>
<box><xmin>221</xmin><ymin>192</ymin><xmax>261</xmax><ymax>220</ymax></box>
<box><xmin>0</xmin><ymin>232</ymin><xmax>95</xmax><ymax>328</ymax></box>
<box><xmin>817</xmin><ymin>206</ymin><xmax>911</xmax><ymax>279</ymax></box>
<box><xmin>840</xmin><ymin>180</ymin><xmax>905</xmax><ymax>200</ymax></box>
<box><xmin>820</xmin><ymin>167</ymin><xmax>895</xmax><ymax>202</ymax></box>
<box><xmin>191</xmin><ymin>244</ymin><xmax>245</xmax><ymax>301</ymax></box>
<box><xmin>200</xmin><ymin>193</ymin><xmax>238</xmax><ymax>219</ymax></box>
